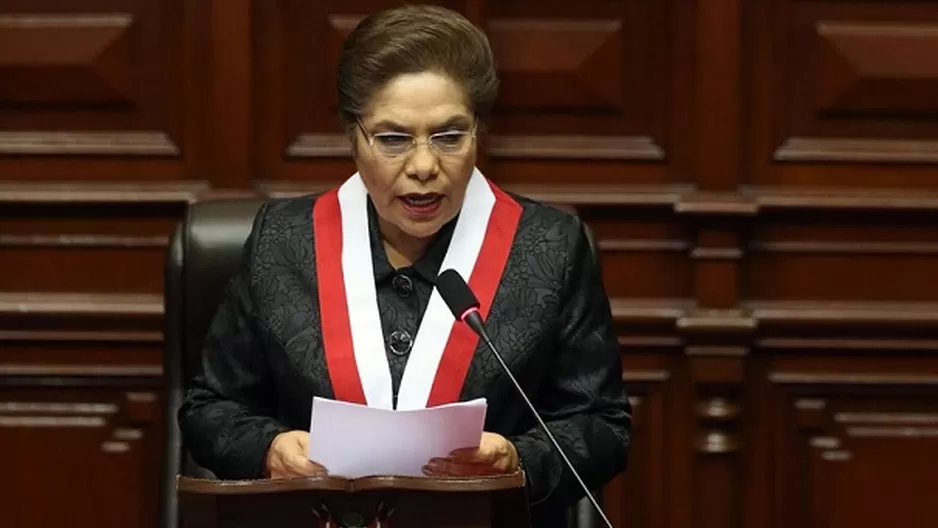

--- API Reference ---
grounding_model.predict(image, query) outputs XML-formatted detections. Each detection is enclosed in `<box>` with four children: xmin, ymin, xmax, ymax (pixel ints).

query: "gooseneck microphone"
<box><xmin>435</xmin><ymin>269</ymin><xmax>615</xmax><ymax>528</ymax></box>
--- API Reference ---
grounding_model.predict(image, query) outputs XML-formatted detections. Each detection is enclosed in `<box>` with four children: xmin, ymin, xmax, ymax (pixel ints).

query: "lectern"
<box><xmin>176</xmin><ymin>471</ymin><xmax>530</xmax><ymax>528</ymax></box>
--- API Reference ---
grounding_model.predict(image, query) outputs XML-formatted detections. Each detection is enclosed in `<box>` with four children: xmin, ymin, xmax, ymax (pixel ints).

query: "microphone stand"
<box><xmin>466</xmin><ymin>315</ymin><xmax>615</xmax><ymax>528</ymax></box>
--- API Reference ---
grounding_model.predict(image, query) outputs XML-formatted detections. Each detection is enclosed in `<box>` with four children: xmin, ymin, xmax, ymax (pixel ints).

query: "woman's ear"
<box><xmin>346</xmin><ymin>126</ymin><xmax>358</xmax><ymax>158</ymax></box>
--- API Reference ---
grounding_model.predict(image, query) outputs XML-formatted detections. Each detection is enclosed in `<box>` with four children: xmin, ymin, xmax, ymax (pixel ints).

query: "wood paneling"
<box><xmin>0</xmin><ymin>0</ymin><xmax>197</xmax><ymax>180</ymax></box>
<box><xmin>765</xmin><ymin>353</ymin><xmax>938</xmax><ymax>528</ymax></box>
<box><xmin>3</xmin><ymin>0</ymin><xmax>938</xmax><ymax>527</ymax></box>
<box><xmin>0</xmin><ymin>388</ymin><xmax>163</xmax><ymax>528</ymax></box>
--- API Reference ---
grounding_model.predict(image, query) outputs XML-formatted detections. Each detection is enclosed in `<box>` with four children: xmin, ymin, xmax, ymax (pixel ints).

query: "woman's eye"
<box><xmin>376</xmin><ymin>135</ymin><xmax>410</xmax><ymax>146</ymax></box>
<box><xmin>434</xmin><ymin>133</ymin><xmax>463</xmax><ymax>145</ymax></box>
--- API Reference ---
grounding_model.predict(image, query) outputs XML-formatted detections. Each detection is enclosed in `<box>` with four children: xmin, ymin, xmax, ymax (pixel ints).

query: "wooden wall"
<box><xmin>3</xmin><ymin>1</ymin><xmax>938</xmax><ymax>527</ymax></box>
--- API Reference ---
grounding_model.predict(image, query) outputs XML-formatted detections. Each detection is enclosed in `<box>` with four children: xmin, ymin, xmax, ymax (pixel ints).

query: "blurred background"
<box><xmin>3</xmin><ymin>0</ymin><xmax>938</xmax><ymax>527</ymax></box>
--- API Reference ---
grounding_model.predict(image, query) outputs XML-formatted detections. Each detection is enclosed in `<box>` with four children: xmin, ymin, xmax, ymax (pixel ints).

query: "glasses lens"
<box><xmin>373</xmin><ymin>133</ymin><xmax>413</xmax><ymax>155</ymax></box>
<box><xmin>431</xmin><ymin>132</ymin><xmax>470</xmax><ymax>153</ymax></box>
<box><xmin>369</xmin><ymin>130</ymin><xmax>473</xmax><ymax>157</ymax></box>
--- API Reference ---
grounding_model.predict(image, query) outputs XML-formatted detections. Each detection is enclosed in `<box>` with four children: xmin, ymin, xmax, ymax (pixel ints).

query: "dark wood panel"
<box><xmin>0</xmin><ymin>201</ymin><xmax>181</xmax><ymax>294</ymax></box>
<box><xmin>0</xmin><ymin>388</ymin><xmax>162</xmax><ymax>528</ymax></box>
<box><xmin>484</xmin><ymin>0</ymin><xmax>669</xmax><ymax>139</ymax></box>
<box><xmin>748</xmin><ymin>210</ymin><xmax>938</xmax><ymax>246</ymax></box>
<box><xmin>602</xmin><ymin>249</ymin><xmax>690</xmax><ymax>299</ymax></box>
<box><xmin>746</xmin><ymin>254</ymin><xmax>938</xmax><ymax>302</ymax></box>
<box><xmin>0</xmin><ymin>342</ymin><xmax>162</xmax><ymax>372</ymax></box>
<box><xmin>0</xmin><ymin>0</ymin><xmax>199</xmax><ymax>180</ymax></box>
<box><xmin>2</xmin><ymin>217</ymin><xmax>176</xmax><ymax>239</ymax></box>
<box><xmin>767</xmin><ymin>353</ymin><xmax>938</xmax><ymax>528</ymax></box>
<box><xmin>746</xmin><ymin>0</ymin><xmax>938</xmax><ymax>187</ymax></box>
<box><xmin>604</xmin><ymin>374</ymin><xmax>670</xmax><ymax>528</ymax></box>
<box><xmin>745</xmin><ymin>209</ymin><xmax>938</xmax><ymax>302</ymax></box>
<box><xmin>478</xmin><ymin>159</ymin><xmax>672</xmax><ymax>186</ymax></box>
<box><xmin>1</xmin><ymin>247</ymin><xmax>166</xmax><ymax>293</ymax></box>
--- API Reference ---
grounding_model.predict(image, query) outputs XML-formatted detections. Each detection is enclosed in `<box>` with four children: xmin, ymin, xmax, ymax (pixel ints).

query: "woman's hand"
<box><xmin>423</xmin><ymin>432</ymin><xmax>520</xmax><ymax>477</ymax></box>
<box><xmin>265</xmin><ymin>430</ymin><xmax>327</xmax><ymax>479</ymax></box>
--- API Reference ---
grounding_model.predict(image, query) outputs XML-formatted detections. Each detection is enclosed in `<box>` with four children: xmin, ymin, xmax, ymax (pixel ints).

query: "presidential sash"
<box><xmin>312</xmin><ymin>168</ymin><xmax>522</xmax><ymax>410</ymax></box>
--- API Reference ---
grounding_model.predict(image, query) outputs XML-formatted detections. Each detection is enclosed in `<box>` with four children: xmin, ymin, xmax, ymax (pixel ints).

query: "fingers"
<box><xmin>266</xmin><ymin>430</ymin><xmax>328</xmax><ymax>479</ymax></box>
<box><xmin>449</xmin><ymin>432</ymin><xmax>508</xmax><ymax>460</ymax></box>
<box><xmin>446</xmin><ymin>447</ymin><xmax>490</xmax><ymax>464</ymax></box>
<box><xmin>286</xmin><ymin>455</ymin><xmax>326</xmax><ymax>477</ymax></box>
<box><xmin>422</xmin><ymin>455</ymin><xmax>514</xmax><ymax>477</ymax></box>
<box><xmin>270</xmin><ymin>456</ymin><xmax>325</xmax><ymax>479</ymax></box>
<box><xmin>423</xmin><ymin>457</ymin><xmax>505</xmax><ymax>477</ymax></box>
<box><xmin>292</xmin><ymin>431</ymin><xmax>310</xmax><ymax>451</ymax></box>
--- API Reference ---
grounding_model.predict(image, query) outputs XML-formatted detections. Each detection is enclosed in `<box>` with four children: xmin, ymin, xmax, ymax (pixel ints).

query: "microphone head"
<box><xmin>436</xmin><ymin>269</ymin><xmax>480</xmax><ymax>321</ymax></box>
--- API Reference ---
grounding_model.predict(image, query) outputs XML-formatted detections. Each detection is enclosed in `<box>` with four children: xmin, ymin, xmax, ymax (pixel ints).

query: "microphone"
<box><xmin>435</xmin><ymin>269</ymin><xmax>615</xmax><ymax>528</ymax></box>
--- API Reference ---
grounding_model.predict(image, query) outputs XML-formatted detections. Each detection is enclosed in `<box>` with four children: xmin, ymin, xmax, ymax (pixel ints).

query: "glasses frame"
<box><xmin>355</xmin><ymin>118</ymin><xmax>478</xmax><ymax>158</ymax></box>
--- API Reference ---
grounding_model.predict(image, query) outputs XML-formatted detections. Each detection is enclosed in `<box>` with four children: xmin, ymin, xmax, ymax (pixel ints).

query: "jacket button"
<box><xmin>392</xmin><ymin>274</ymin><xmax>414</xmax><ymax>297</ymax></box>
<box><xmin>388</xmin><ymin>330</ymin><xmax>413</xmax><ymax>356</ymax></box>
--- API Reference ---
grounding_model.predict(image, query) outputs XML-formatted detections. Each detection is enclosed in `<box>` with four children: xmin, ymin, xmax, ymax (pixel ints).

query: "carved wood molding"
<box><xmin>486</xmin><ymin>135</ymin><xmax>665</xmax><ymax>160</ymax></box>
<box><xmin>757</xmin><ymin>337</ymin><xmax>938</xmax><ymax>351</ymax></box>
<box><xmin>610</xmin><ymin>298</ymin><xmax>690</xmax><ymax>325</ymax></box>
<box><xmin>837</xmin><ymin>411</ymin><xmax>938</xmax><ymax>439</ymax></box>
<box><xmin>0</xmin><ymin>131</ymin><xmax>180</xmax><ymax>157</ymax></box>
<box><xmin>695</xmin><ymin>396</ymin><xmax>742</xmax><ymax>454</ymax></box>
<box><xmin>603</xmin><ymin>362</ymin><xmax>670</xmax><ymax>528</ymax></box>
<box><xmin>745</xmin><ymin>186</ymin><xmax>938</xmax><ymax>212</ymax></box>
<box><xmin>0</xmin><ymin>365</ymin><xmax>163</xmax><ymax>382</ymax></box>
<box><xmin>0</xmin><ymin>292</ymin><xmax>163</xmax><ymax>346</ymax></box>
<box><xmin>688</xmin><ymin>349</ymin><xmax>747</xmax><ymax>455</ymax></box>
<box><xmin>284</xmin><ymin>134</ymin><xmax>350</xmax><ymax>158</ymax></box>
<box><xmin>775</xmin><ymin>137</ymin><xmax>938</xmax><ymax>164</ymax></box>
<box><xmin>783</xmin><ymin>396</ymin><xmax>938</xmax><ymax>512</ymax></box>
<box><xmin>0</xmin><ymin>234</ymin><xmax>169</xmax><ymax>249</ymax></box>
<box><xmin>749</xmin><ymin>240</ymin><xmax>938</xmax><ymax>255</ymax></box>
<box><xmin>770</xmin><ymin>372</ymin><xmax>938</xmax><ymax>386</ymax></box>
<box><xmin>622</xmin><ymin>370</ymin><xmax>671</xmax><ymax>383</ymax></box>
<box><xmin>0</xmin><ymin>392</ymin><xmax>158</xmax><ymax>453</ymax></box>
<box><xmin>620</xmin><ymin>370</ymin><xmax>669</xmax><ymax>437</ymax></box>
<box><xmin>0</xmin><ymin>292</ymin><xmax>163</xmax><ymax>316</ymax></box>
<box><xmin>0</xmin><ymin>181</ymin><xmax>211</xmax><ymax>204</ymax></box>
<box><xmin>600</xmin><ymin>239</ymin><xmax>689</xmax><ymax>252</ymax></box>
<box><xmin>677</xmin><ymin>309</ymin><xmax>757</xmax><ymax>333</ymax></box>
<box><xmin>793</xmin><ymin>398</ymin><xmax>855</xmax><ymax>463</ymax></box>
<box><xmin>613</xmin><ymin>299</ymin><xmax>938</xmax><ymax>333</ymax></box>
<box><xmin>749</xmin><ymin>301</ymin><xmax>938</xmax><ymax>328</ymax></box>
<box><xmin>774</xmin><ymin>376</ymin><xmax>938</xmax><ymax>463</ymax></box>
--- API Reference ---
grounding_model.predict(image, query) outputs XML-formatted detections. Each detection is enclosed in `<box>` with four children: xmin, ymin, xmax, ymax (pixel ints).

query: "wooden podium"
<box><xmin>176</xmin><ymin>471</ymin><xmax>530</xmax><ymax>528</ymax></box>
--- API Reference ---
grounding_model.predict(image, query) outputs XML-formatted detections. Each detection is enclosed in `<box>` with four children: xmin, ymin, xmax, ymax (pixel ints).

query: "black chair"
<box><xmin>158</xmin><ymin>197</ymin><xmax>606</xmax><ymax>528</ymax></box>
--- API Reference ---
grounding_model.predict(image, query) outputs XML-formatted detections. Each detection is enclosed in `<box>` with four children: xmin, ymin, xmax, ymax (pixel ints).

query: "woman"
<box><xmin>178</xmin><ymin>4</ymin><xmax>631</xmax><ymax>526</ymax></box>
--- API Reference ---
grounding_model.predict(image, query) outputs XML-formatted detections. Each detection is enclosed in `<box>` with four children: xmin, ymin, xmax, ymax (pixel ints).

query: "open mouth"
<box><xmin>399</xmin><ymin>193</ymin><xmax>444</xmax><ymax>216</ymax></box>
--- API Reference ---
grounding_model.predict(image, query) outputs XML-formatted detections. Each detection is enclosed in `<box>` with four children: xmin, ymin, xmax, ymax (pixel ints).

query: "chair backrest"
<box><xmin>158</xmin><ymin>197</ymin><xmax>604</xmax><ymax>528</ymax></box>
<box><xmin>159</xmin><ymin>198</ymin><xmax>267</xmax><ymax>528</ymax></box>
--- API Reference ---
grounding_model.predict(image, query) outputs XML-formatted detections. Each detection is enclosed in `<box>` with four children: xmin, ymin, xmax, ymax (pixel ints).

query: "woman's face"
<box><xmin>352</xmin><ymin>71</ymin><xmax>477</xmax><ymax>242</ymax></box>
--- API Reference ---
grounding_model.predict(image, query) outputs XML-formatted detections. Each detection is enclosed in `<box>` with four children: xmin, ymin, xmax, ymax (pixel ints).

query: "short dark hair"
<box><xmin>336</xmin><ymin>4</ymin><xmax>499</xmax><ymax>129</ymax></box>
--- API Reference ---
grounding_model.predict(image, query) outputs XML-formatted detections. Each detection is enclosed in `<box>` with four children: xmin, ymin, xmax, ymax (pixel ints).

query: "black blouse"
<box><xmin>178</xmin><ymin>192</ymin><xmax>632</xmax><ymax>526</ymax></box>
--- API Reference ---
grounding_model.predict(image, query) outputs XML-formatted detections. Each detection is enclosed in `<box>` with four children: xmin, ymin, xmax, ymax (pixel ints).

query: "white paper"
<box><xmin>307</xmin><ymin>396</ymin><xmax>488</xmax><ymax>478</ymax></box>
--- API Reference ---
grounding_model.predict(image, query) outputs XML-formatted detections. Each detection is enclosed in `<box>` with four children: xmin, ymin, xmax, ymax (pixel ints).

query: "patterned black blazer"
<box><xmin>178</xmin><ymin>192</ymin><xmax>632</xmax><ymax>527</ymax></box>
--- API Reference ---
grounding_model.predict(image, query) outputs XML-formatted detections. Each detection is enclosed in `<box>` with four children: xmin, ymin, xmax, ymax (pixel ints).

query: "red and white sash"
<box><xmin>313</xmin><ymin>168</ymin><xmax>522</xmax><ymax>410</ymax></box>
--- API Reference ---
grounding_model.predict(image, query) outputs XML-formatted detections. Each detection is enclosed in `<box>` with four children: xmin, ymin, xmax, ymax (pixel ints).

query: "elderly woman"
<box><xmin>178</xmin><ymin>4</ymin><xmax>631</xmax><ymax>526</ymax></box>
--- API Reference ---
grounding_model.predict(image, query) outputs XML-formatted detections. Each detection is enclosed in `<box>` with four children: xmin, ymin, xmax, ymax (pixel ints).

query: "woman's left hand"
<box><xmin>423</xmin><ymin>432</ymin><xmax>520</xmax><ymax>476</ymax></box>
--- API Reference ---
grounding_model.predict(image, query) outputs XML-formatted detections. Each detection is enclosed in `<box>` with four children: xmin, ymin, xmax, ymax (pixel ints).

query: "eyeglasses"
<box><xmin>356</xmin><ymin>119</ymin><xmax>477</xmax><ymax>158</ymax></box>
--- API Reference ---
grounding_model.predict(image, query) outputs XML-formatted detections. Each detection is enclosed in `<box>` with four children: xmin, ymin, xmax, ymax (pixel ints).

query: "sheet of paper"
<box><xmin>307</xmin><ymin>396</ymin><xmax>488</xmax><ymax>479</ymax></box>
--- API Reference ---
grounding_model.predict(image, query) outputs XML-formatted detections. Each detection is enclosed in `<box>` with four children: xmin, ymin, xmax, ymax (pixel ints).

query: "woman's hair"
<box><xmin>336</xmin><ymin>4</ymin><xmax>499</xmax><ymax>129</ymax></box>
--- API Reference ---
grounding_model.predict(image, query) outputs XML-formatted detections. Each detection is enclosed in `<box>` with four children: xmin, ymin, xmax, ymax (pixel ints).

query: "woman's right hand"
<box><xmin>265</xmin><ymin>430</ymin><xmax>327</xmax><ymax>479</ymax></box>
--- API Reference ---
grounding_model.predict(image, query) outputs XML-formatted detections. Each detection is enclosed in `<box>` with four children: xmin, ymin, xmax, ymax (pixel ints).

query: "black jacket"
<box><xmin>178</xmin><ymin>192</ymin><xmax>632</xmax><ymax>527</ymax></box>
